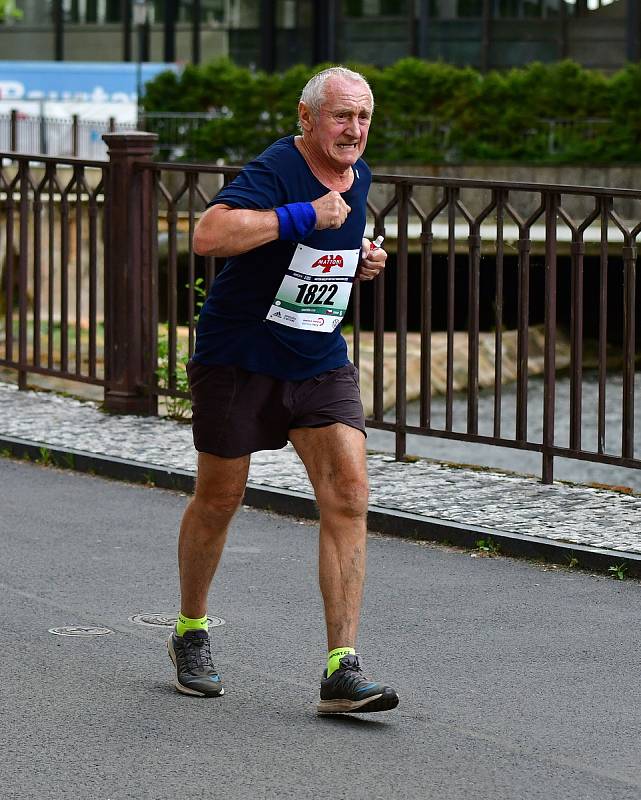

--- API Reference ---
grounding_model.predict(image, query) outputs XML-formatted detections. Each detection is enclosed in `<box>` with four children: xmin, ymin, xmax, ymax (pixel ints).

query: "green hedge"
<box><xmin>141</xmin><ymin>58</ymin><xmax>641</xmax><ymax>165</ymax></box>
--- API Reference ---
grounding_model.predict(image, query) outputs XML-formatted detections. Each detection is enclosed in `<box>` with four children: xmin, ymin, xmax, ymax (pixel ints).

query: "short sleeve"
<box><xmin>207</xmin><ymin>159</ymin><xmax>286</xmax><ymax>211</ymax></box>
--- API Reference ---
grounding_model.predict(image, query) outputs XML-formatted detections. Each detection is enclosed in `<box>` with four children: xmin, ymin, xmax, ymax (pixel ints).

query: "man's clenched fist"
<box><xmin>312</xmin><ymin>190</ymin><xmax>351</xmax><ymax>230</ymax></box>
<box><xmin>357</xmin><ymin>237</ymin><xmax>387</xmax><ymax>281</ymax></box>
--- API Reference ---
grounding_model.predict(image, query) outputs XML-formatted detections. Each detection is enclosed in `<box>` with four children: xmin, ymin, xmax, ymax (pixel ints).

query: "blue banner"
<box><xmin>0</xmin><ymin>61</ymin><xmax>179</xmax><ymax>103</ymax></box>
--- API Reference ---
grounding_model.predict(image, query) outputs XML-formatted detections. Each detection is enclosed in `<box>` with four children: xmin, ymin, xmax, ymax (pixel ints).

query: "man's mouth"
<box><xmin>337</xmin><ymin>143</ymin><xmax>358</xmax><ymax>150</ymax></box>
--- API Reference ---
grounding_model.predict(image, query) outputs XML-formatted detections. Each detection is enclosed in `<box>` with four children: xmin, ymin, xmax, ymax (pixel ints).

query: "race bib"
<box><xmin>266</xmin><ymin>244</ymin><xmax>360</xmax><ymax>333</ymax></box>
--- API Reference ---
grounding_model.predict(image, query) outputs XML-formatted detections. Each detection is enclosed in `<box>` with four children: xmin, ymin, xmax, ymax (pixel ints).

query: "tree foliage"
<box><xmin>141</xmin><ymin>58</ymin><xmax>641</xmax><ymax>165</ymax></box>
<box><xmin>0</xmin><ymin>0</ymin><xmax>22</xmax><ymax>21</ymax></box>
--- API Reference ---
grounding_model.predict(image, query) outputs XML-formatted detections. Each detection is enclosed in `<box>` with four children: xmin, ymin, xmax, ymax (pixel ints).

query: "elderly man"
<box><xmin>168</xmin><ymin>66</ymin><xmax>399</xmax><ymax>715</ymax></box>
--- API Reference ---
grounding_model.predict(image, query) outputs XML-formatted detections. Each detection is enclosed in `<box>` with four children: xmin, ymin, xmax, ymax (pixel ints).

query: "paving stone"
<box><xmin>1</xmin><ymin>380</ymin><xmax>640</xmax><ymax>553</ymax></box>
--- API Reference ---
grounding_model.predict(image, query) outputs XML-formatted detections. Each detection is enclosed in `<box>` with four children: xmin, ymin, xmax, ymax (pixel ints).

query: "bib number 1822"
<box><xmin>295</xmin><ymin>283</ymin><xmax>338</xmax><ymax>306</ymax></box>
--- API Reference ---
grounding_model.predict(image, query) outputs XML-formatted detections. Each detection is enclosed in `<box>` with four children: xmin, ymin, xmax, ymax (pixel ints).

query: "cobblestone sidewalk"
<box><xmin>1</xmin><ymin>381</ymin><xmax>640</xmax><ymax>554</ymax></box>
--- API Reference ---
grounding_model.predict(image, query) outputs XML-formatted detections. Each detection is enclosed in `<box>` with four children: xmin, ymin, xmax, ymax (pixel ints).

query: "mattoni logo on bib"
<box><xmin>311</xmin><ymin>254</ymin><xmax>344</xmax><ymax>274</ymax></box>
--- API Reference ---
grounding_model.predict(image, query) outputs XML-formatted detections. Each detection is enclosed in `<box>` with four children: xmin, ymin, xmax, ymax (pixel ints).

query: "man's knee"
<box><xmin>191</xmin><ymin>489</ymin><xmax>245</xmax><ymax>522</ymax></box>
<box><xmin>190</xmin><ymin>452</ymin><xmax>249</xmax><ymax>523</ymax></box>
<box><xmin>317</xmin><ymin>476</ymin><xmax>369</xmax><ymax>519</ymax></box>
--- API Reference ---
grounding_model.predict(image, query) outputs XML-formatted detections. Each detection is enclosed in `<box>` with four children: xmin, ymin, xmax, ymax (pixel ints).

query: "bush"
<box><xmin>142</xmin><ymin>58</ymin><xmax>640</xmax><ymax>165</ymax></box>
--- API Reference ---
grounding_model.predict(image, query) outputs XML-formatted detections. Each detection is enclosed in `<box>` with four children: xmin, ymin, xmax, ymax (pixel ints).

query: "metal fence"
<box><xmin>1</xmin><ymin>133</ymin><xmax>639</xmax><ymax>484</ymax></box>
<box><xmin>0</xmin><ymin>154</ymin><xmax>108</xmax><ymax>388</ymax></box>
<box><xmin>136</xmin><ymin>113</ymin><xmax>614</xmax><ymax>163</ymax></box>
<box><xmin>0</xmin><ymin>111</ymin><xmax>617</xmax><ymax>163</ymax></box>
<box><xmin>0</xmin><ymin>110</ymin><xmax>132</xmax><ymax>160</ymax></box>
<box><xmin>136</xmin><ymin>112</ymin><xmax>223</xmax><ymax>160</ymax></box>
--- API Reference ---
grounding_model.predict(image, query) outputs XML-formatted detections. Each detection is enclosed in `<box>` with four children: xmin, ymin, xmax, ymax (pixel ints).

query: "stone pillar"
<box><xmin>102</xmin><ymin>132</ymin><xmax>158</xmax><ymax>415</ymax></box>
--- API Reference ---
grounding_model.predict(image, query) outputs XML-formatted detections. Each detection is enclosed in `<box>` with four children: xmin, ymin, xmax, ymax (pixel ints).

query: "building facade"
<box><xmin>0</xmin><ymin>0</ymin><xmax>638</xmax><ymax>71</ymax></box>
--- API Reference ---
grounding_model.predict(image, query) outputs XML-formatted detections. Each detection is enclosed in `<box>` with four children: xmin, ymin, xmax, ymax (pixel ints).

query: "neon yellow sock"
<box><xmin>176</xmin><ymin>612</ymin><xmax>208</xmax><ymax>637</ymax></box>
<box><xmin>327</xmin><ymin>647</ymin><xmax>356</xmax><ymax>678</ymax></box>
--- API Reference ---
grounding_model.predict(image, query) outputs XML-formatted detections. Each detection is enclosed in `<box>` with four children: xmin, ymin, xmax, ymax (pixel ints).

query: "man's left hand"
<box><xmin>357</xmin><ymin>238</ymin><xmax>387</xmax><ymax>281</ymax></box>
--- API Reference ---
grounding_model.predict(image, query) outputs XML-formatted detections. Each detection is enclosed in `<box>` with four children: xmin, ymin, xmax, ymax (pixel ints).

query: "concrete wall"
<box><xmin>342</xmin><ymin>15</ymin><xmax>629</xmax><ymax>71</ymax></box>
<box><xmin>567</xmin><ymin>18</ymin><xmax>627</xmax><ymax>70</ymax></box>
<box><xmin>369</xmin><ymin>163</ymin><xmax>641</xmax><ymax>225</ymax></box>
<box><xmin>0</xmin><ymin>26</ymin><xmax>228</xmax><ymax>63</ymax></box>
<box><xmin>374</xmin><ymin>163</ymin><xmax>641</xmax><ymax>191</ymax></box>
<box><xmin>0</xmin><ymin>13</ymin><xmax>630</xmax><ymax>71</ymax></box>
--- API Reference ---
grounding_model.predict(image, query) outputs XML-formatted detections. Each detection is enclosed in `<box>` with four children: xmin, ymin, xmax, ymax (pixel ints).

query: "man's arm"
<box><xmin>193</xmin><ymin>191</ymin><xmax>351</xmax><ymax>257</ymax></box>
<box><xmin>193</xmin><ymin>205</ymin><xmax>279</xmax><ymax>257</ymax></box>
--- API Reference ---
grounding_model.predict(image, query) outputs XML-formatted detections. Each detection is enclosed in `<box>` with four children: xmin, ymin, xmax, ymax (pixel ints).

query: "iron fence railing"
<box><xmin>136</xmin><ymin>111</ymin><xmax>224</xmax><ymax>160</ymax></box>
<box><xmin>135</xmin><ymin>113</ymin><xmax>615</xmax><ymax>163</ymax></box>
<box><xmin>0</xmin><ymin>154</ymin><xmax>108</xmax><ymax>388</ymax></box>
<box><xmin>0</xmin><ymin>111</ymin><xmax>132</xmax><ymax>160</ymax></box>
<box><xmin>0</xmin><ymin>111</ymin><xmax>618</xmax><ymax>164</ymax></box>
<box><xmin>539</xmin><ymin>118</ymin><xmax>612</xmax><ymax>156</ymax></box>
<box><xmin>145</xmin><ymin>157</ymin><xmax>640</xmax><ymax>482</ymax></box>
<box><xmin>1</xmin><ymin>134</ymin><xmax>639</xmax><ymax>484</ymax></box>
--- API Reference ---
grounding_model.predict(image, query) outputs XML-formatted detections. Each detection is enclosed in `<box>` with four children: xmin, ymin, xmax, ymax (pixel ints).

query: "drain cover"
<box><xmin>129</xmin><ymin>613</ymin><xmax>225</xmax><ymax>628</ymax></box>
<box><xmin>49</xmin><ymin>626</ymin><xmax>113</xmax><ymax>637</ymax></box>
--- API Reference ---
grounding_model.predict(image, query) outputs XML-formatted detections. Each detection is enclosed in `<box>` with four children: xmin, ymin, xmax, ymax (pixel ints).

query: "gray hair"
<box><xmin>299</xmin><ymin>66</ymin><xmax>374</xmax><ymax>120</ymax></box>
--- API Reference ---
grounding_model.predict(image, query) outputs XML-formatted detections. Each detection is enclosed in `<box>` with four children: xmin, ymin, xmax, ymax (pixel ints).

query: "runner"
<box><xmin>168</xmin><ymin>66</ymin><xmax>399</xmax><ymax>714</ymax></box>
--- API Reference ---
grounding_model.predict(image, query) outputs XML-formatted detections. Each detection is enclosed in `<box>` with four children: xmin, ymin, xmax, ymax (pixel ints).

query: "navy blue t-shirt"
<box><xmin>192</xmin><ymin>135</ymin><xmax>371</xmax><ymax>380</ymax></box>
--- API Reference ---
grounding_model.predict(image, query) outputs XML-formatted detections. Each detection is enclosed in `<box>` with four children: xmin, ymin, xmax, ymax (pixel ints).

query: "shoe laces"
<box><xmin>178</xmin><ymin>630</ymin><xmax>214</xmax><ymax>672</ymax></box>
<box><xmin>332</xmin><ymin>655</ymin><xmax>374</xmax><ymax>691</ymax></box>
<box><xmin>339</xmin><ymin>654</ymin><xmax>363</xmax><ymax>673</ymax></box>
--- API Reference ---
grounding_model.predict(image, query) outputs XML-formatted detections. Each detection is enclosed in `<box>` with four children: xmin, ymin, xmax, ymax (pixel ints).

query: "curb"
<box><xmin>2</xmin><ymin>433</ymin><xmax>640</xmax><ymax>579</ymax></box>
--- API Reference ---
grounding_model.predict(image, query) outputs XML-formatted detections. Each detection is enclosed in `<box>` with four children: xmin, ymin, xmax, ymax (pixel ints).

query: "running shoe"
<box><xmin>317</xmin><ymin>654</ymin><xmax>399</xmax><ymax>714</ymax></box>
<box><xmin>167</xmin><ymin>629</ymin><xmax>224</xmax><ymax>697</ymax></box>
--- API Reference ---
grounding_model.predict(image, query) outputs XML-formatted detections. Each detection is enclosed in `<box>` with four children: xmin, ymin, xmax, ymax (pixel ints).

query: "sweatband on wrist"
<box><xmin>275</xmin><ymin>202</ymin><xmax>317</xmax><ymax>241</ymax></box>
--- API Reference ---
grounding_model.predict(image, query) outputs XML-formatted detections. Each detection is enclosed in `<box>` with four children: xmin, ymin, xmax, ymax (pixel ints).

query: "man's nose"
<box><xmin>345</xmin><ymin>117</ymin><xmax>360</xmax><ymax>138</ymax></box>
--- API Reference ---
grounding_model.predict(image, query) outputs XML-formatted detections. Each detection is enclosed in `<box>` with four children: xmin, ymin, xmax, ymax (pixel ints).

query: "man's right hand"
<box><xmin>312</xmin><ymin>191</ymin><xmax>351</xmax><ymax>231</ymax></box>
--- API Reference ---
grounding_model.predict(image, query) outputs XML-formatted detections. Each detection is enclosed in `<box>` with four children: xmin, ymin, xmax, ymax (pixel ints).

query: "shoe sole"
<box><xmin>166</xmin><ymin>636</ymin><xmax>224</xmax><ymax>698</ymax></box>
<box><xmin>317</xmin><ymin>693</ymin><xmax>399</xmax><ymax>714</ymax></box>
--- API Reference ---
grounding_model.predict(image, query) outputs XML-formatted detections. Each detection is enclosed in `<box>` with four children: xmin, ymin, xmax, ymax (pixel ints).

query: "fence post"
<box><xmin>102</xmin><ymin>131</ymin><xmax>158</xmax><ymax>415</ymax></box>
<box><xmin>39</xmin><ymin>110</ymin><xmax>47</xmax><ymax>156</ymax></box>
<box><xmin>542</xmin><ymin>191</ymin><xmax>559</xmax><ymax>484</ymax></box>
<box><xmin>18</xmin><ymin>160</ymin><xmax>29</xmax><ymax>390</ymax></box>
<box><xmin>10</xmin><ymin>109</ymin><xmax>17</xmax><ymax>151</ymax></box>
<box><xmin>395</xmin><ymin>181</ymin><xmax>410</xmax><ymax>461</ymax></box>
<box><xmin>72</xmin><ymin>114</ymin><xmax>79</xmax><ymax>157</ymax></box>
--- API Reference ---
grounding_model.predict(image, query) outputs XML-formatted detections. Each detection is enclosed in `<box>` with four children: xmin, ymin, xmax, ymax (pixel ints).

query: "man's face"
<box><xmin>301</xmin><ymin>77</ymin><xmax>373</xmax><ymax>170</ymax></box>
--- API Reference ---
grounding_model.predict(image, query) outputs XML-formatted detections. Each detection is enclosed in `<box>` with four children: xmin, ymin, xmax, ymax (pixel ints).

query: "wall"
<box><xmin>0</xmin><ymin>26</ymin><xmax>227</xmax><ymax>64</ymax></box>
<box><xmin>369</xmin><ymin>163</ymin><xmax>641</xmax><ymax>226</ymax></box>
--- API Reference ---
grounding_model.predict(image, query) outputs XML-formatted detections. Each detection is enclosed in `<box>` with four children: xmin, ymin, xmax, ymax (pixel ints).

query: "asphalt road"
<box><xmin>2</xmin><ymin>458</ymin><xmax>641</xmax><ymax>800</ymax></box>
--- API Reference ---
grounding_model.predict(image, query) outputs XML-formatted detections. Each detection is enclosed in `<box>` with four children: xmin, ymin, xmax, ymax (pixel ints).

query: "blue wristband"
<box><xmin>275</xmin><ymin>202</ymin><xmax>317</xmax><ymax>241</ymax></box>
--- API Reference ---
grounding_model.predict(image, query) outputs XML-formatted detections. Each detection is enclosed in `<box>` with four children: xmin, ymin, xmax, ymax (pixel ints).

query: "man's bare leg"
<box><xmin>290</xmin><ymin>423</ymin><xmax>398</xmax><ymax>713</ymax></box>
<box><xmin>169</xmin><ymin>451</ymin><xmax>249</xmax><ymax>697</ymax></box>
<box><xmin>178</xmin><ymin>451</ymin><xmax>250</xmax><ymax>618</ymax></box>
<box><xmin>289</xmin><ymin>423</ymin><xmax>369</xmax><ymax>650</ymax></box>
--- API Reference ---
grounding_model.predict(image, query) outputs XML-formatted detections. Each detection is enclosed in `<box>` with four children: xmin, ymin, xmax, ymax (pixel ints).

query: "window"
<box><xmin>427</xmin><ymin>0</ymin><xmax>483</xmax><ymax>18</ymax></box>
<box><xmin>456</xmin><ymin>0</ymin><xmax>483</xmax><ymax>16</ymax></box>
<box><xmin>344</xmin><ymin>0</ymin><xmax>411</xmax><ymax>16</ymax></box>
<box><xmin>495</xmin><ymin>0</ymin><xmax>563</xmax><ymax>17</ymax></box>
<box><xmin>12</xmin><ymin>0</ymin><xmax>39</xmax><ymax>25</ymax></box>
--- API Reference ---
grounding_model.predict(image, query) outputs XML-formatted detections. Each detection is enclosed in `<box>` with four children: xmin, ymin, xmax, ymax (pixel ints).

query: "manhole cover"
<box><xmin>49</xmin><ymin>626</ymin><xmax>113</xmax><ymax>637</ymax></box>
<box><xmin>129</xmin><ymin>614</ymin><xmax>225</xmax><ymax>628</ymax></box>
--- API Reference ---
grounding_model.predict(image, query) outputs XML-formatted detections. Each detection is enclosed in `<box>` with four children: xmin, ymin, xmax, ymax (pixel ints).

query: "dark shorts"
<box><xmin>187</xmin><ymin>360</ymin><xmax>366</xmax><ymax>458</ymax></box>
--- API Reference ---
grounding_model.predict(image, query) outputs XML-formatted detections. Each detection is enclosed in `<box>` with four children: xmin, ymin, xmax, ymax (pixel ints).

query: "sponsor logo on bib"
<box><xmin>301</xmin><ymin>316</ymin><xmax>326</xmax><ymax>327</ymax></box>
<box><xmin>311</xmin><ymin>254</ymin><xmax>344</xmax><ymax>274</ymax></box>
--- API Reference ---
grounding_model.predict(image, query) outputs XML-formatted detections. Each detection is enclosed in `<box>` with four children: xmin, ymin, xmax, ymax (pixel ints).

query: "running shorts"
<box><xmin>187</xmin><ymin>360</ymin><xmax>366</xmax><ymax>458</ymax></box>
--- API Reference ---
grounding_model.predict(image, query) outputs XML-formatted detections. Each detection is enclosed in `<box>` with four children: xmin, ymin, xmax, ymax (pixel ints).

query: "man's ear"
<box><xmin>298</xmin><ymin>101</ymin><xmax>314</xmax><ymax>133</ymax></box>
